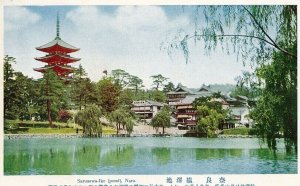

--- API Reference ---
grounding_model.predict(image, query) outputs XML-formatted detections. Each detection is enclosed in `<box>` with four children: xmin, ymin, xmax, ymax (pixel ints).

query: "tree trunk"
<box><xmin>47</xmin><ymin>99</ymin><xmax>52</xmax><ymax>127</ymax></box>
<box><xmin>163</xmin><ymin>127</ymin><xmax>165</xmax><ymax>134</ymax></box>
<box><xmin>79</xmin><ymin>94</ymin><xmax>82</xmax><ymax>110</ymax></box>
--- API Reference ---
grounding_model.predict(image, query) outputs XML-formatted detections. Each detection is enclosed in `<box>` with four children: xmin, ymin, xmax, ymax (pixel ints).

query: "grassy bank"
<box><xmin>4</xmin><ymin>120</ymin><xmax>116</xmax><ymax>135</ymax></box>
<box><xmin>222</xmin><ymin>128</ymin><xmax>256</xmax><ymax>135</ymax></box>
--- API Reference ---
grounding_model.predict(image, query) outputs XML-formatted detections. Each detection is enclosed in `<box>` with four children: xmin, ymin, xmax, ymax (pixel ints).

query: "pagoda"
<box><xmin>34</xmin><ymin>13</ymin><xmax>80</xmax><ymax>79</ymax></box>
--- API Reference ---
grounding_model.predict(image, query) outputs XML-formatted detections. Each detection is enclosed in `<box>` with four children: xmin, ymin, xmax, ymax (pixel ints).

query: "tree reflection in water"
<box><xmin>195</xmin><ymin>148</ymin><xmax>243</xmax><ymax>160</ymax></box>
<box><xmin>152</xmin><ymin>147</ymin><xmax>171</xmax><ymax>165</ymax></box>
<box><xmin>101</xmin><ymin>145</ymin><xmax>135</xmax><ymax>167</ymax></box>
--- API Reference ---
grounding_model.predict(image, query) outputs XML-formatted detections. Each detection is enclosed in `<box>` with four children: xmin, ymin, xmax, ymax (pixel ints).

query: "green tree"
<box><xmin>12</xmin><ymin>72</ymin><xmax>37</xmax><ymax>120</ymax></box>
<box><xmin>193</xmin><ymin>95</ymin><xmax>224</xmax><ymax>113</ymax></box>
<box><xmin>230</xmin><ymin>71</ymin><xmax>261</xmax><ymax>106</ymax></box>
<box><xmin>111</xmin><ymin>69</ymin><xmax>130</xmax><ymax>88</ymax></box>
<box><xmin>150</xmin><ymin>107</ymin><xmax>171</xmax><ymax>134</ymax></box>
<box><xmin>4</xmin><ymin>55</ymin><xmax>16</xmax><ymax>119</ymax></box>
<box><xmin>166</xmin><ymin>5</ymin><xmax>296</xmax><ymax>148</ymax></box>
<box><xmin>96</xmin><ymin>77</ymin><xmax>121</xmax><ymax>113</ymax></box>
<box><xmin>75</xmin><ymin>104</ymin><xmax>102</xmax><ymax>137</ymax></box>
<box><xmin>196</xmin><ymin>105</ymin><xmax>224</xmax><ymax>137</ymax></box>
<box><xmin>3</xmin><ymin>55</ymin><xmax>15</xmax><ymax>83</ymax></box>
<box><xmin>250</xmin><ymin>46</ymin><xmax>297</xmax><ymax>149</ymax></box>
<box><xmin>124</xmin><ymin>117</ymin><xmax>134</xmax><ymax>135</ymax></box>
<box><xmin>110</xmin><ymin>107</ymin><xmax>132</xmax><ymax>135</ymax></box>
<box><xmin>40</xmin><ymin>69</ymin><xmax>65</xmax><ymax>127</ymax></box>
<box><xmin>71</xmin><ymin>78</ymin><xmax>96</xmax><ymax>110</ymax></box>
<box><xmin>165</xmin><ymin>6</ymin><xmax>296</xmax><ymax>63</ymax></box>
<box><xmin>163</xmin><ymin>81</ymin><xmax>175</xmax><ymax>93</ymax></box>
<box><xmin>71</xmin><ymin>65</ymin><xmax>97</xmax><ymax>110</ymax></box>
<box><xmin>150</xmin><ymin>90</ymin><xmax>167</xmax><ymax>103</ymax></box>
<box><xmin>193</xmin><ymin>95</ymin><xmax>228</xmax><ymax>137</ymax></box>
<box><xmin>3</xmin><ymin>56</ymin><xmax>39</xmax><ymax>120</ymax></box>
<box><xmin>150</xmin><ymin>74</ymin><xmax>169</xmax><ymax>90</ymax></box>
<box><xmin>128</xmin><ymin>75</ymin><xmax>144</xmax><ymax>95</ymax></box>
<box><xmin>118</xmin><ymin>89</ymin><xmax>134</xmax><ymax>108</ymax></box>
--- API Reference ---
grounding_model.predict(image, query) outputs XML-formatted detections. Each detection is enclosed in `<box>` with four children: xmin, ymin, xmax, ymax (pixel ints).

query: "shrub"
<box><xmin>58</xmin><ymin>110</ymin><xmax>72</xmax><ymax>123</ymax></box>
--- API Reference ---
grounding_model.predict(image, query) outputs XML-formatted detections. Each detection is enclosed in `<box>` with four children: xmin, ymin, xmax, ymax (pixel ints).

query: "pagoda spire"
<box><xmin>56</xmin><ymin>12</ymin><xmax>60</xmax><ymax>39</ymax></box>
<box><xmin>34</xmin><ymin>12</ymin><xmax>80</xmax><ymax>79</ymax></box>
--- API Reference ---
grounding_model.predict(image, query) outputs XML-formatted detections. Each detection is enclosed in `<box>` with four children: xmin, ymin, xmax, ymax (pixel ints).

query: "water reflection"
<box><xmin>5</xmin><ymin>148</ymin><xmax>73</xmax><ymax>174</ymax></box>
<box><xmin>151</xmin><ymin>148</ymin><xmax>171</xmax><ymax>165</ymax></box>
<box><xmin>249</xmin><ymin>148</ymin><xmax>297</xmax><ymax>161</ymax></box>
<box><xmin>4</xmin><ymin>138</ymin><xmax>297</xmax><ymax>175</ymax></box>
<box><xmin>101</xmin><ymin>146</ymin><xmax>135</xmax><ymax>167</ymax></box>
<box><xmin>195</xmin><ymin>148</ymin><xmax>243</xmax><ymax>160</ymax></box>
<box><xmin>74</xmin><ymin>145</ymin><xmax>101</xmax><ymax>172</ymax></box>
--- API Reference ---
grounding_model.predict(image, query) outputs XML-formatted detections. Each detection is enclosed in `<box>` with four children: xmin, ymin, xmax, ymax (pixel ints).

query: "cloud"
<box><xmin>4</xmin><ymin>7</ymin><xmax>41</xmax><ymax>31</ymax></box>
<box><xmin>63</xmin><ymin>6</ymin><xmax>194</xmax><ymax>87</ymax></box>
<box><xmin>66</xmin><ymin>6</ymin><xmax>189</xmax><ymax>33</ymax></box>
<box><xmin>3</xmin><ymin>5</ymin><xmax>253</xmax><ymax>89</ymax></box>
<box><xmin>66</xmin><ymin>6</ymin><xmax>191</xmax><ymax>58</ymax></box>
<box><xmin>66</xmin><ymin>6</ymin><xmax>246</xmax><ymax>88</ymax></box>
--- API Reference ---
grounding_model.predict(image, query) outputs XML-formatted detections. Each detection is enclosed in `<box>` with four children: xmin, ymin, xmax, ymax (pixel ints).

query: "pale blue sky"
<box><xmin>4</xmin><ymin>5</ymin><xmax>252</xmax><ymax>88</ymax></box>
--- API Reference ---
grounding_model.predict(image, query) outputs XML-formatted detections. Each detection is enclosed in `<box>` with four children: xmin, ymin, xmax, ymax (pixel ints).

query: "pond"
<box><xmin>4</xmin><ymin>137</ymin><xmax>297</xmax><ymax>175</ymax></box>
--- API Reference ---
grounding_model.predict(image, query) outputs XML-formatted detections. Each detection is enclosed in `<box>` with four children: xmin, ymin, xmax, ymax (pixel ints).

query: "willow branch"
<box><xmin>184</xmin><ymin>32</ymin><xmax>296</xmax><ymax>59</ymax></box>
<box><xmin>242</xmin><ymin>5</ymin><xmax>296</xmax><ymax>59</ymax></box>
<box><xmin>187</xmin><ymin>34</ymin><xmax>274</xmax><ymax>46</ymax></box>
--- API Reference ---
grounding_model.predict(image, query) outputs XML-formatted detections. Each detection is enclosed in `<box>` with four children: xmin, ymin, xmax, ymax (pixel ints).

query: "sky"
<box><xmin>4</xmin><ymin>5</ymin><xmax>253</xmax><ymax>89</ymax></box>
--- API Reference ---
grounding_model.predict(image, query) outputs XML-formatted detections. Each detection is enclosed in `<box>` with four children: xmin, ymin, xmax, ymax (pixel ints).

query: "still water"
<box><xmin>4</xmin><ymin>137</ymin><xmax>297</xmax><ymax>175</ymax></box>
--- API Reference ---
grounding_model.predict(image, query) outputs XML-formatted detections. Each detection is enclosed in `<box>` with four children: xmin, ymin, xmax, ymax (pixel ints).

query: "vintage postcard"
<box><xmin>1</xmin><ymin>0</ymin><xmax>299</xmax><ymax>186</ymax></box>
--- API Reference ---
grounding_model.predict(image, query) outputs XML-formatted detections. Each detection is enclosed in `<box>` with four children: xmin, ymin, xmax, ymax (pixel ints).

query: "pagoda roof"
<box><xmin>132</xmin><ymin>100</ymin><xmax>165</xmax><ymax>107</ymax></box>
<box><xmin>35</xmin><ymin>53</ymin><xmax>80</xmax><ymax>64</ymax></box>
<box><xmin>36</xmin><ymin>37</ymin><xmax>80</xmax><ymax>53</ymax></box>
<box><xmin>34</xmin><ymin>65</ymin><xmax>75</xmax><ymax>74</ymax></box>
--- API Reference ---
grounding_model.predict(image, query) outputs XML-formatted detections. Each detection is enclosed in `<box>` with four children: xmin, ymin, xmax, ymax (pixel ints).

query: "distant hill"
<box><xmin>190</xmin><ymin>84</ymin><xmax>236</xmax><ymax>95</ymax></box>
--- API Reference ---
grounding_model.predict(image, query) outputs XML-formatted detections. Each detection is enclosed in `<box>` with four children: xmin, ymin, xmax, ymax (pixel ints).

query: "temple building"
<box><xmin>34</xmin><ymin>13</ymin><xmax>80</xmax><ymax>80</ymax></box>
<box><xmin>131</xmin><ymin>100</ymin><xmax>165</xmax><ymax>123</ymax></box>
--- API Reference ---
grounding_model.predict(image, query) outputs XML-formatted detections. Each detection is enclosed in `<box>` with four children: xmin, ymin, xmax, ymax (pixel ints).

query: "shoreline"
<box><xmin>4</xmin><ymin>133</ymin><xmax>256</xmax><ymax>139</ymax></box>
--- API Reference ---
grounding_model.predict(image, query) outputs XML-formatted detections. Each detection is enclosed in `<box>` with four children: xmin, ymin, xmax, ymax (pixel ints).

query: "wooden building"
<box><xmin>166</xmin><ymin>86</ymin><xmax>192</xmax><ymax>106</ymax></box>
<box><xmin>131</xmin><ymin>100</ymin><xmax>164</xmax><ymax>123</ymax></box>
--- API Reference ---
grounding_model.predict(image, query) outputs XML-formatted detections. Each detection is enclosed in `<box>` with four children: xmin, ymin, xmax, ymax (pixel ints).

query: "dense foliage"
<box><xmin>70</xmin><ymin>64</ymin><xmax>97</xmax><ymax>110</ymax></box>
<box><xmin>58</xmin><ymin>109</ymin><xmax>72</xmax><ymax>123</ymax></box>
<box><xmin>193</xmin><ymin>95</ymin><xmax>228</xmax><ymax>137</ymax></box>
<box><xmin>3</xmin><ymin>59</ymin><xmax>172</xmax><ymax>130</ymax></box>
<box><xmin>110</xmin><ymin>107</ymin><xmax>134</xmax><ymax>135</ymax></box>
<box><xmin>96</xmin><ymin>78</ymin><xmax>121</xmax><ymax>113</ymax></box>
<box><xmin>250</xmin><ymin>47</ymin><xmax>297</xmax><ymax>149</ymax></box>
<box><xmin>39</xmin><ymin>69</ymin><xmax>65</xmax><ymax>127</ymax></box>
<box><xmin>166</xmin><ymin>5</ymin><xmax>297</xmax><ymax>149</ymax></box>
<box><xmin>150</xmin><ymin>106</ymin><xmax>171</xmax><ymax>134</ymax></box>
<box><xmin>75</xmin><ymin>104</ymin><xmax>102</xmax><ymax>137</ymax></box>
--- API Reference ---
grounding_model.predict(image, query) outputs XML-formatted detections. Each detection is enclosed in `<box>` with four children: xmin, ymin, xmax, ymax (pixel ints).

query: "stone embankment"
<box><xmin>4</xmin><ymin>134</ymin><xmax>83</xmax><ymax>140</ymax></box>
<box><xmin>4</xmin><ymin>133</ymin><xmax>185</xmax><ymax>139</ymax></box>
<box><xmin>218</xmin><ymin>134</ymin><xmax>257</xmax><ymax>138</ymax></box>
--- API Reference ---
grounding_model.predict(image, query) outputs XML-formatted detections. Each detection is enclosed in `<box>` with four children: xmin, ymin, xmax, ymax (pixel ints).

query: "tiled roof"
<box><xmin>132</xmin><ymin>100</ymin><xmax>164</xmax><ymax>107</ymax></box>
<box><xmin>169</xmin><ymin>86</ymin><xmax>213</xmax><ymax>95</ymax></box>
<box><xmin>36</xmin><ymin>38</ymin><xmax>79</xmax><ymax>51</ymax></box>
<box><xmin>179</xmin><ymin>93</ymin><xmax>213</xmax><ymax>104</ymax></box>
<box><xmin>35</xmin><ymin>53</ymin><xmax>80</xmax><ymax>63</ymax></box>
<box><xmin>33</xmin><ymin>65</ymin><xmax>75</xmax><ymax>71</ymax></box>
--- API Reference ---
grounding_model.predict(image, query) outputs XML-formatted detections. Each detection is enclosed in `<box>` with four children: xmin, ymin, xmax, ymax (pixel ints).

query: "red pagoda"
<box><xmin>34</xmin><ymin>13</ymin><xmax>80</xmax><ymax>79</ymax></box>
